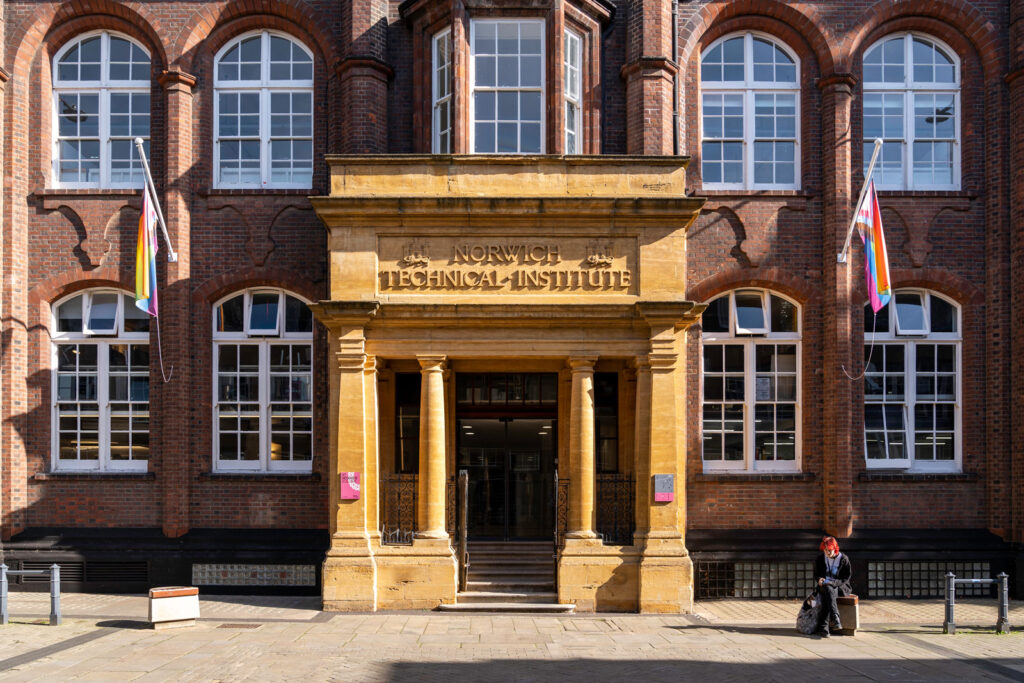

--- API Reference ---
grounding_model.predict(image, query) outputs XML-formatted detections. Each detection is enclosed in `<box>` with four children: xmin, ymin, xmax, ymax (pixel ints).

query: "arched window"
<box><xmin>864</xmin><ymin>290</ymin><xmax>961</xmax><ymax>470</ymax></box>
<box><xmin>52</xmin><ymin>32</ymin><xmax>151</xmax><ymax>188</ymax></box>
<box><xmin>212</xmin><ymin>289</ymin><xmax>313</xmax><ymax>472</ymax></box>
<box><xmin>214</xmin><ymin>31</ymin><xmax>313</xmax><ymax>189</ymax></box>
<box><xmin>862</xmin><ymin>33</ymin><xmax>960</xmax><ymax>190</ymax></box>
<box><xmin>700</xmin><ymin>32</ymin><xmax>800</xmax><ymax>190</ymax></box>
<box><xmin>52</xmin><ymin>289</ymin><xmax>150</xmax><ymax>471</ymax></box>
<box><xmin>700</xmin><ymin>289</ymin><xmax>801</xmax><ymax>471</ymax></box>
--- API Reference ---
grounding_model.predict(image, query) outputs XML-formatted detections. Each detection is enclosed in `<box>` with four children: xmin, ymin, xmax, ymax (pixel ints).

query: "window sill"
<box><xmin>695</xmin><ymin>472</ymin><xmax>815</xmax><ymax>482</ymax></box>
<box><xmin>858</xmin><ymin>471</ymin><xmax>977</xmax><ymax>482</ymax></box>
<box><xmin>874</xmin><ymin>190</ymin><xmax>977</xmax><ymax>200</ymax></box>
<box><xmin>200</xmin><ymin>471</ymin><xmax>320</xmax><ymax>482</ymax></box>
<box><xmin>33</xmin><ymin>471</ymin><xmax>154</xmax><ymax>481</ymax></box>
<box><xmin>198</xmin><ymin>188</ymin><xmax>315</xmax><ymax>198</ymax></box>
<box><xmin>33</xmin><ymin>188</ymin><xmax>143</xmax><ymax>198</ymax></box>
<box><xmin>696</xmin><ymin>189</ymin><xmax>813</xmax><ymax>199</ymax></box>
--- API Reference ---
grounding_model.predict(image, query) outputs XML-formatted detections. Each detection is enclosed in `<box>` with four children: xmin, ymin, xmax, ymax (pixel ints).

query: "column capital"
<box><xmin>816</xmin><ymin>72</ymin><xmax>857</xmax><ymax>94</ymax></box>
<box><xmin>632</xmin><ymin>355</ymin><xmax>653</xmax><ymax>372</ymax></box>
<box><xmin>566</xmin><ymin>356</ymin><xmax>598</xmax><ymax>371</ymax></box>
<box><xmin>417</xmin><ymin>354</ymin><xmax>447</xmax><ymax>372</ymax></box>
<box><xmin>158</xmin><ymin>70</ymin><xmax>198</xmax><ymax>93</ymax></box>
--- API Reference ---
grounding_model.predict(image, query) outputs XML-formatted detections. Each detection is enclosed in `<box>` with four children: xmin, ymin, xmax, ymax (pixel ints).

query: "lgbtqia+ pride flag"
<box><xmin>134</xmin><ymin>183</ymin><xmax>160</xmax><ymax>317</ymax></box>
<box><xmin>855</xmin><ymin>179</ymin><xmax>891</xmax><ymax>313</ymax></box>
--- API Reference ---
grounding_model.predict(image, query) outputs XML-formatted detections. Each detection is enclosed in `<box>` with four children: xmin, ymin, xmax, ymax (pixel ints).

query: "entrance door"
<box><xmin>457</xmin><ymin>417</ymin><xmax>556</xmax><ymax>540</ymax></box>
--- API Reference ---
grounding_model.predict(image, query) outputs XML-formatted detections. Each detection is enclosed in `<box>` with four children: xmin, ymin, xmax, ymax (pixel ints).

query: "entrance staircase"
<box><xmin>438</xmin><ymin>541</ymin><xmax>575</xmax><ymax>614</ymax></box>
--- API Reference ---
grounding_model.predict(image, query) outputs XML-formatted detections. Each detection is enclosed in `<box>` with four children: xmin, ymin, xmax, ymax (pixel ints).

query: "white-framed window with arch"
<box><xmin>700</xmin><ymin>289</ymin><xmax>801</xmax><ymax>472</ymax></box>
<box><xmin>212</xmin><ymin>289</ymin><xmax>313</xmax><ymax>472</ymax></box>
<box><xmin>863</xmin><ymin>289</ymin><xmax>961</xmax><ymax>470</ymax></box>
<box><xmin>51</xmin><ymin>289</ymin><xmax>151</xmax><ymax>472</ymax></box>
<box><xmin>52</xmin><ymin>31</ymin><xmax>151</xmax><ymax>189</ymax></box>
<box><xmin>862</xmin><ymin>33</ymin><xmax>960</xmax><ymax>190</ymax></box>
<box><xmin>700</xmin><ymin>32</ymin><xmax>800</xmax><ymax>190</ymax></box>
<box><xmin>214</xmin><ymin>31</ymin><xmax>314</xmax><ymax>189</ymax></box>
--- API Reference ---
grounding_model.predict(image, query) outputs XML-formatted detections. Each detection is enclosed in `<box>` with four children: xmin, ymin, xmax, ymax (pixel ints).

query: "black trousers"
<box><xmin>816</xmin><ymin>584</ymin><xmax>841</xmax><ymax>629</ymax></box>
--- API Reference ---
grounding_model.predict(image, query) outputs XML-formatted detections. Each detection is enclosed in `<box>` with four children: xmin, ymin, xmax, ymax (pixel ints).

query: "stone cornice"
<box><xmin>309</xmin><ymin>301</ymin><xmax>380</xmax><ymax>327</ymax></box>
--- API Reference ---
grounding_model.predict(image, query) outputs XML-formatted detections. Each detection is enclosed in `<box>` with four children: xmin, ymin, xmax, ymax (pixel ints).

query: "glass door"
<box><xmin>458</xmin><ymin>417</ymin><xmax>555</xmax><ymax>540</ymax></box>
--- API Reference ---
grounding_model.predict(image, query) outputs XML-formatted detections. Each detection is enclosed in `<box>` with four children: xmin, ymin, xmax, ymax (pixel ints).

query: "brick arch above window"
<box><xmin>192</xmin><ymin>266</ymin><xmax>322</xmax><ymax>308</ymax></box>
<box><xmin>173</xmin><ymin>1</ymin><xmax>341</xmax><ymax>74</ymax></box>
<box><xmin>689</xmin><ymin>267</ymin><xmax>813</xmax><ymax>308</ymax></box>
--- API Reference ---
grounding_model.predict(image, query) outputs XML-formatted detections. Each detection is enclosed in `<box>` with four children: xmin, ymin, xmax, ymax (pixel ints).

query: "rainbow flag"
<box><xmin>135</xmin><ymin>184</ymin><xmax>159</xmax><ymax>316</ymax></box>
<box><xmin>855</xmin><ymin>180</ymin><xmax>891</xmax><ymax>313</ymax></box>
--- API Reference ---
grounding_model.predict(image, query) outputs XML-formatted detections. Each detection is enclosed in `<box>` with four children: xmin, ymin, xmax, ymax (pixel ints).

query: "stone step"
<box><xmin>438</xmin><ymin>602</ymin><xmax>575</xmax><ymax>614</ymax></box>
<box><xmin>467</xmin><ymin>569</ymin><xmax>554</xmax><ymax>580</ymax></box>
<box><xmin>468</xmin><ymin>552</ymin><xmax>554</xmax><ymax>561</ymax></box>
<box><xmin>467</xmin><ymin>544</ymin><xmax>554</xmax><ymax>552</ymax></box>
<box><xmin>466</xmin><ymin>579</ymin><xmax>555</xmax><ymax>591</ymax></box>
<box><xmin>455</xmin><ymin>590</ymin><xmax>559</xmax><ymax>604</ymax></box>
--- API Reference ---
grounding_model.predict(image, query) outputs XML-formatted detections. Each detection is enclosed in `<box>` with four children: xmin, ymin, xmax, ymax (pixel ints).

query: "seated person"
<box><xmin>814</xmin><ymin>535</ymin><xmax>852</xmax><ymax>637</ymax></box>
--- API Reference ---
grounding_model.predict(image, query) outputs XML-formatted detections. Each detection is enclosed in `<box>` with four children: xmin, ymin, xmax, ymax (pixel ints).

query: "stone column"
<box><xmin>567</xmin><ymin>356</ymin><xmax>597</xmax><ymax>538</ymax></box>
<box><xmin>311</xmin><ymin>302</ymin><xmax>379</xmax><ymax>611</ymax></box>
<box><xmin>156</xmin><ymin>70</ymin><xmax>197</xmax><ymax>539</ymax></box>
<box><xmin>417</xmin><ymin>355</ymin><xmax>448</xmax><ymax>540</ymax></box>
<box><xmin>818</xmin><ymin>74</ymin><xmax>857</xmax><ymax>538</ymax></box>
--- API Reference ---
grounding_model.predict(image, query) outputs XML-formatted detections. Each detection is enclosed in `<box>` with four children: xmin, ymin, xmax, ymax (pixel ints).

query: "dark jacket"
<box><xmin>814</xmin><ymin>552</ymin><xmax>852</xmax><ymax>596</ymax></box>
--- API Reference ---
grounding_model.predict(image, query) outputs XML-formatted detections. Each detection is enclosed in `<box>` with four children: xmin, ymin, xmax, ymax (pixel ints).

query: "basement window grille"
<box><xmin>696</xmin><ymin>560</ymin><xmax>814</xmax><ymax>599</ymax></box>
<box><xmin>868</xmin><ymin>561</ymin><xmax>991</xmax><ymax>598</ymax></box>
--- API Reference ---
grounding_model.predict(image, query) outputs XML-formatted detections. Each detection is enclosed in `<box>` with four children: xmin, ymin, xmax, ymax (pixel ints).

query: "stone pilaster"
<box><xmin>310</xmin><ymin>303</ymin><xmax>380</xmax><ymax>611</ymax></box>
<box><xmin>566</xmin><ymin>356</ymin><xmax>597</xmax><ymax>539</ymax></box>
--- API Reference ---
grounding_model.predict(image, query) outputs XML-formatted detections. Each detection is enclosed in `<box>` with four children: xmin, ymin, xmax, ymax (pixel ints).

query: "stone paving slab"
<box><xmin>0</xmin><ymin>594</ymin><xmax>1022</xmax><ymax>681</ymax></box>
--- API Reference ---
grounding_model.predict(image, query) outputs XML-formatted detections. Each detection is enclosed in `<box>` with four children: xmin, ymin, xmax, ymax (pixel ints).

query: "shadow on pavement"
<box><xmin>95</xmin><ymin>619</ymin><xmax>150</xmax><ymax>629</ymax></box>
<box><xmin>384</xmin><ymin>658</ymin><xmax>1024</xmax><ymax>683</ymax></box>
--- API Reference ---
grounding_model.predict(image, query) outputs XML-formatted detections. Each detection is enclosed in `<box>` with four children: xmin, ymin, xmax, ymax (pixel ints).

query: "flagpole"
<box><xmin>837</xmin><ymin>137</ymin><xmax>883</xmax><ymax>264</ymax></box>
<box><xmin>133</xmin><ymin>137</ymin><xmax>178</xmax><ymax>263</ymax></box>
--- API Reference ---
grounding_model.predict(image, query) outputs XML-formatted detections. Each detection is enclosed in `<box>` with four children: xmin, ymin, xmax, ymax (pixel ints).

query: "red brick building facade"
<box><xmin>1</xmin><ymin>0</ymin><xmax>1021</xmax><ymax>601</ymax></box>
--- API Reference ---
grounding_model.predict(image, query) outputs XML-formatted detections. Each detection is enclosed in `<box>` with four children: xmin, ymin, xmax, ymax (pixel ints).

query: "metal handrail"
<box><xmin>943</xmin><ymin>572</ymin><xmax>1010</xmax><ymax>634</ymax></box>
<box><xmin>1</xmin><ymin>564</ymin><xmax>62</xmax><ymax>625</ymax></box>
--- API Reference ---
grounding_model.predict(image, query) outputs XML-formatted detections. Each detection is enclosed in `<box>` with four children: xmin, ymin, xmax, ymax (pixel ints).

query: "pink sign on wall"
<box><xmin>340</xmin><ymin>472</ymin><xmax>361</xmax><ymax>500</ymax></box>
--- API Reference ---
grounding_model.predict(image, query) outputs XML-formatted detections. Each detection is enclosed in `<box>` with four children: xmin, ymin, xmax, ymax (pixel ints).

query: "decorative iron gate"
<box><xmin>380</xmin><ymin>474</ymin><xmax>417</xmax><ymax>545</ymax></box>
<box><xmin>596</xmin><ymin>473</ymin><xmax>635</xmax><ymax>546</ymax></box>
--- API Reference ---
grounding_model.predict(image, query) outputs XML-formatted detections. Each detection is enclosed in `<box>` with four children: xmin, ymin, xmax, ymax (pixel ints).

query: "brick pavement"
<box><xmin>0</xmin><ymin>594</ymin><xmax>1021</xmax><ymax>681</ymax></box>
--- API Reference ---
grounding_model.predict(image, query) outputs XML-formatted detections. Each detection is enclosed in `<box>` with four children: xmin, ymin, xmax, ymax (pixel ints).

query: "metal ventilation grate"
<box><xmin>20</xmin><ymin>561</ymin><xmax>84</xmax><ymax>582</ymax></box>
<box><xmin>86</xmin><ymin>561</ymin><xmax>149</xmax><ymax>583</ymax></box>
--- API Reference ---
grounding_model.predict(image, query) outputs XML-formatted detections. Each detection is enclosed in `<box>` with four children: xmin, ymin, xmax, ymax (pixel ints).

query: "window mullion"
<box><xmin>260</xmin><ymin>88</ymin><xmax>269</xmax><ymax>187</ymax></box>
<box><xmin>99</xmin><ymin>341</ymin><xmax>110</xmax><ymax>470</ymax></box>
<box><xmin>745</xmin><ymin>339</ymin><xmax>754</xmax><ymax>469</ymax></box>
<box><xmin>906</xmin><ymin>342</ymin><xmax>916</xmax><ymax>463</ymax></box>
<box><xmin>745</xmin><ymin>89</ymin><xmax>754</xmax><ymax>189</ymax></box>
<box><xmin>260</xmin><ymin>342</ymin><xmax>269</xmax><ymax>469</ymax></box>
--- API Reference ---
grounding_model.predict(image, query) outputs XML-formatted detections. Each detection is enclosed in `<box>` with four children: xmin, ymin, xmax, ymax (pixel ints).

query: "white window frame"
<box><xmin>212</xmin><ymin>289</ymin><xmax>314</xmax><ymax>473</ymax></box>
<box><xmin>701</xmin><ymin>289</ymin><xmax>802</xmax><ymax>473</ymax></box>
<box><xmin>432</xmin><ymin>29</ymin><xmax>453</xmax><ymax>154</ymax></box>
<box><xmin>469</xmin><ymin>18</ymin><xmax>546</xmax><ymax>154</ymax></box>
<box><xmin>213</xmin><ymin>30</ymin><xmax>314</xmax><ymax>189</ymax></box>
<box><xmin>50</xmin><ymin>289</ymin><xmax>150</xmax><ymax>472</ymax></box>
<box><xmin>864</xmin><ymin>289</ymin><xmax>962</xmax><ymax>471</ymax></box>
<box><xmin>51</xmin><ymin>31</ymin><xmax>151</xmax><ymax>190</ymax></box>
<box><xmin>699</xmin><ymin>31</ymin><xmax>801</xmax><ymax>191</ymax></box>
<box><xmin>862</xmin><ymin>32</ymin><xmax>960</xmax><ymax>191</ymax></box>
<box><xmin>564</xmin><ymin>29</ymin><xmax>582</xmax><ymax>154</ymax></box>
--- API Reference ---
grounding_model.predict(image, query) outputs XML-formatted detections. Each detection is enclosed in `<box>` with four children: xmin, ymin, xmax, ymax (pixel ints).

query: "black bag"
<box><xmin>795</xmin><ymin>592</ymin><xmax>822</xmax><ymax>634</ymax></box>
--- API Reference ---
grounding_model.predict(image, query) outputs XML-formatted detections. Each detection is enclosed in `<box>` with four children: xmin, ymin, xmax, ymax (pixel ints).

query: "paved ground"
<box><xmin>0</xmin><ymin>593</ymin><xmax>1022</xmax><ymax>681</ymax></box>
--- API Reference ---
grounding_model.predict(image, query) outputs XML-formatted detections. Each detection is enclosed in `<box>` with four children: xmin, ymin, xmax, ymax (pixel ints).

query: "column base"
<box><xmin>636</xmin><ymin>537</ymin><xmax>693</xmax><ymax>613</ymax></box>
<box><xmin>557</xmin><ymin>537</ymin><xmax>640</xmax><ymax>612</ymax></box>
<box><xmin>375</xmin><ymin>538</ymin><xmax>457</xmax><ymax>610</ymax></box>
<box><xmin>322</xmin><ymin>538</ymin><xmax>377</xmax><ymax>611</ymax></box>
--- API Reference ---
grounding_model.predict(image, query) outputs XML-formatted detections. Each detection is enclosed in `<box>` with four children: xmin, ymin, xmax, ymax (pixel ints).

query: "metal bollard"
<box><xmin>49</xmin><ymin>564</ymin><xmax>61</xmax><ymax>626</ymax></box>
<box><xmin>943</xmin><ymin>572</ymin><xmax>956</xmax><ymax>635</ymax></box>
<box><xmin>996</xmin><ymin>573</ymin><xmax>1010</xmax><ymax>635</ymax></box>
<box><xmin>1</xmin><ymin>564</ymin><xmax>8</xmax><ymax>625</ymax></box>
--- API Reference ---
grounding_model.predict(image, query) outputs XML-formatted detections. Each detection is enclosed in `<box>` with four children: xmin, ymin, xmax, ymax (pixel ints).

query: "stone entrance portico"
<box><xmin>311</xmin><ymin>156</ymin><xmax>705</xmax><ymax>612</ymax></box>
